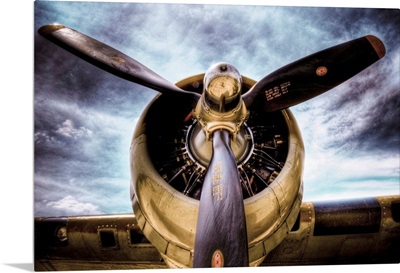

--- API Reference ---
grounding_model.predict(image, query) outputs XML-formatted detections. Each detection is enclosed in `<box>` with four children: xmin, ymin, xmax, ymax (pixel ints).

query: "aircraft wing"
<box><xmin>263</xmin><ymin>195</ymin><xmax>400</xmax><ymax>266</ymax></box>
<box><xmin>34</xmin><ymin>214</ymin><xmax>168</xmax><ymax>271</ymax></box>
<box><xmin>34</xmin><ymin>195</ymin><xmax>400</xmax><ymax>271</ymax></box>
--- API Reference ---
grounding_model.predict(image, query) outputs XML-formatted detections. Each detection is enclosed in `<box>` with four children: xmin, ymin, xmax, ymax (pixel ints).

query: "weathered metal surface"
<box><xmin>34</xmin><ymin>196</ymin><xmax>400</xmax><ymax>270</ymax></box>
<box><xmin>263</xmin><ymin>195</ymin><xmax>400</xmax><ymax>265</ymax></box>
<box><xmin>34</xmin><ymin>214</ymin><xmax>164</xmax><ymax>271</ymax></box>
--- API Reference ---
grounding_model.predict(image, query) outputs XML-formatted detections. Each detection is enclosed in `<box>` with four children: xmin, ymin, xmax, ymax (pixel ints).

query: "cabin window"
<box><xmin>98</xmin><ymin>227</ymin><xmax>119</xmax><ymax>250</ymax></box>
<box><xmin>392</xmin><ymin>201</ymin><xmax>400</xmax><ymax>223</ymax></box>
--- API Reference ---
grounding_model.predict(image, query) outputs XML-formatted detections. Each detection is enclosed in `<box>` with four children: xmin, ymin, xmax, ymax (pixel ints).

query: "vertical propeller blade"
<box><xmin>243</xmin><ymin>35</ymin><xmax>386</xmax><ymax>111</ymax></box>
<box><xmin>38</xmin><ymin>24</ymin><xmax>200</xmax><ymax>103</ymax></box>
<box><xmin>193</xmin><ymin>130</ymin><xmax>248</xmax><ymax>268</ymax></box>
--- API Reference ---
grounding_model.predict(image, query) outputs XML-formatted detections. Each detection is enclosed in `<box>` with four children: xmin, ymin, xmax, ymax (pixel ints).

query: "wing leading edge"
<box><xmin>34</xmin><ymin>195</ymin><xmax>400</xmax><ymax>271</ymax></box>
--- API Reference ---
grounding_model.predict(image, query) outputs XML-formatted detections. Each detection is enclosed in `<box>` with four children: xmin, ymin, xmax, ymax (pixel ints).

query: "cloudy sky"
<box><xmin>33</xmin><ymin>1</ymin><xmax>399</xmax><ymax>217</ymax></box>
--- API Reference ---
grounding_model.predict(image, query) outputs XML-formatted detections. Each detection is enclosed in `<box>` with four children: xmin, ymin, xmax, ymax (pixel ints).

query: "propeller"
<box><xmin>242</xmin><ymin>35</ymin><xmax>386</xmax><ymax>111</ymax></box>
<box><xmin>38</xmin><ymin>24</ymin><xmax>200</xmax><ymax>104</ymax></box>
<box><xmin>193</xmin><ymin>129</ymin><xmax>248</xmax><ymax>267</ymax></box>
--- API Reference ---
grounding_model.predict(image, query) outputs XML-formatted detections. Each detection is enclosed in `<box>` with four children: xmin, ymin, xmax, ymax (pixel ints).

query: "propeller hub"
<box><xmin>193</xmin><ymin>62</ymin><xmax>249</xmax><ymax>140</ymax></box>
<box><xmin>203</xmin><ymin>62</ymin><xmax>242</xmax><ymax>112</ymax></box>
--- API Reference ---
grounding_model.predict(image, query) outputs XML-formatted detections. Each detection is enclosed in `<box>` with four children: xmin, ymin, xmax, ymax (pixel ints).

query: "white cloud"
<box><xmin>46</xmin><ymin>195</ymin><xmax>102</xmax><ymax>215</ymax></box>
<box><xmin>56</xmin><ymin>119</ymin><xmax>93</xmax><ymax>138</ymax></box>
<box><xmin>34</xmin><ymin>131</ymin><xmax>58</xmax><ymax>145</ymax></box>
<box><xmin>34</xmin><ymin>173</ymin><xmax>132</xmax><ymax>217</ymax></box>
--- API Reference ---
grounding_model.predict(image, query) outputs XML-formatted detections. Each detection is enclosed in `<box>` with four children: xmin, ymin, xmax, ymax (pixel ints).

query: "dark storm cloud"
<box><xmin>357</xmin><ymin>92</ymin><xmax>400</xmax><ymax>150</ymax></box>
<box><xmin>323</xmin><ymin>63</ymin><xmax>400</xmax><ymax>154</ymax></box>
<box><xmin>314</xmin><ymin>19</ymin><xmax>400</xmax><ymax>155</ymax></box>
<box><xmin>34</xmin><ymin>2</ymin><xmax>399</xmax><ymax>215</ymax></box>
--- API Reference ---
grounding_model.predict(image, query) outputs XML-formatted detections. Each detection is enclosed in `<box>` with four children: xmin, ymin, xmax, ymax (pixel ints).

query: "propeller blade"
<box><xmin>38</xmin><ymin>24</ymin><xmax>200</xmax><ymax>102</ymax></box>
<box><xmin>193</xmin><ymin>129</ymin><xmax>248</xmax><ymax>268</ymax></box>
<box><xmin>242</xmin><ymin>35</ymin><xmax>386</xmax><ymax>111</ymax></box>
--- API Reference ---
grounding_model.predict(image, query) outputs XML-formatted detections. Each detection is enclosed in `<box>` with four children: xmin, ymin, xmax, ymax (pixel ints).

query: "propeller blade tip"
<box><xmin>366</xmin><ymin>35</ymin><xmax>386</xmax><ymax>59</ymax></box>
<box><xmin>38</xmin><ymin>24</ymin><xmax>66</xmax><ymax>36</ymax></box>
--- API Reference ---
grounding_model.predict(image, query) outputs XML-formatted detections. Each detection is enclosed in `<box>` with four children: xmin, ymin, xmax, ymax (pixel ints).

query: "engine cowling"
<box><xmin>130</xmin><ymin>74</ymin><xmax>304</xmax><ymax>267</ymax></box>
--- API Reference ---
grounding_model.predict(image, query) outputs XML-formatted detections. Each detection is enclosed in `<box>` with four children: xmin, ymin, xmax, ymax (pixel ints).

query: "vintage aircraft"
<box><xmin>35</xmin><ymin>24</ymin><xmax>399</xmax><ymax>270</ymax></box>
